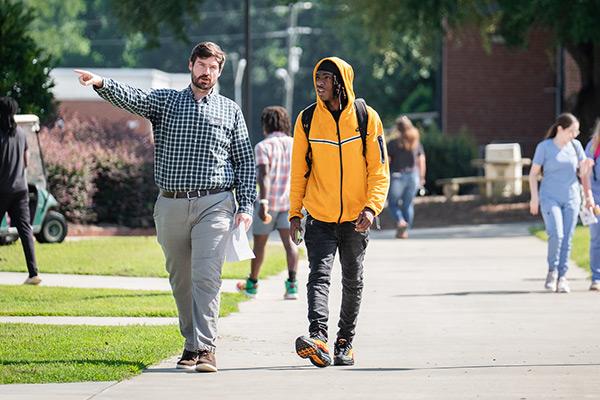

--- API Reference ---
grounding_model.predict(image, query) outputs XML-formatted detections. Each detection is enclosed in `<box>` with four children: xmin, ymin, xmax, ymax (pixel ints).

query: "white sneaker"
<box><xmin>557</xmin><ymin>277</ymin><xmax>570</xmax><ymax>293</ymax></box>
<box><xmin>544</xmin><ymin>271</ymin><xmax>557</xmax><ymax>291</ymax></box>
<box><xmin>590</xmin><ymin>281</ymin><xmax>600</xmax><ymax>291</ymax></box>
<box><xmin>23</xmin><ymin>275</ymin><xmax>42</xmax><ymax>285</ymax></box>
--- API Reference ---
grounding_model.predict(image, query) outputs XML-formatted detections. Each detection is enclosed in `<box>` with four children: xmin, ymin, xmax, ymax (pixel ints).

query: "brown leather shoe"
<box><xmin>176</xmin><ymin>349</ymin><xmax>198</xmax><ymax>370</ymax></box>
<box><xmin>195</xmin><ymin>350</ymin><xmax>217</xmax><ymax>372</ymax></box>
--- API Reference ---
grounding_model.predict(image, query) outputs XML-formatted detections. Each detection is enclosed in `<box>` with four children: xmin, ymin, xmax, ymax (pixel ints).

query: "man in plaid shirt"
<box><xmin>76</xmin><ymin>42</ymin><xmax>256</xmax><ymax>373</ymax></box>
<box><xmin>236</xmin><ymin>106</ymin><xmax>299</xmax><ymax>300</ymax></box>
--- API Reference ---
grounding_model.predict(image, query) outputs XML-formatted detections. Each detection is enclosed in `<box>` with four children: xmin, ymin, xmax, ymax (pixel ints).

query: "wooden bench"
<box><xmin>435</xmin><ymin>175</ymin><xmax>531</xmax><ymax>200</ymax></box>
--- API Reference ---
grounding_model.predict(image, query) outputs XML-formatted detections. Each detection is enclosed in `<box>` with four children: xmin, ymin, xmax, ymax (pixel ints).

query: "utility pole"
<box><xmin>243</xmin><ymin>0</ymin><xmax>252</xmax><ymax>126</ymax></box>
<box><xmin>275</xmin><ymin>2</ymin><xmax>312</xmax><ymax>117</ymax></box>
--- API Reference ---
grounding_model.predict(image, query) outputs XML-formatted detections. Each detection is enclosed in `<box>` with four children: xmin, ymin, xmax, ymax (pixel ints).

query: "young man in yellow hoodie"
<box><xmin>290</xmin><ymin>58</ymin><xmax>389</xmax><ymax>367</ymax></box>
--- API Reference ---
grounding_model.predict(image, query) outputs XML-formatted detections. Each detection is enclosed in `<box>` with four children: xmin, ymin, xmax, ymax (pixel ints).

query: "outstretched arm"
<box><xmin>74</xmin><ymin>69</ymin><xmax>166</xmax><ymax>121</ymax></box>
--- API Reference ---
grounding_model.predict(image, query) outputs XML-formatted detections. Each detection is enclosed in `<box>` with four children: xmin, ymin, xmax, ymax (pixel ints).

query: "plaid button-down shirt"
<box><xmin>255</xmin><ymin>132</ymin><xmax>293</xmax><ymax>212</ymax></box>
<box><xmin>95</xmin><ymin>79</ymin><xmax>256</xmax><ymax>215</ymax></box>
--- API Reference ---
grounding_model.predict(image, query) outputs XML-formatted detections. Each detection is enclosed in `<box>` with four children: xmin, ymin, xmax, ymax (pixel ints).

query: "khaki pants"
<box><xmin>153</xmin><ymin>191</ymin><xmax>235</xmax><ymax>352</ymax></box>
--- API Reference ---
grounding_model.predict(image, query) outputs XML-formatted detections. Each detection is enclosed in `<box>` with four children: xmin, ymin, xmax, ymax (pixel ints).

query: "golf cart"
<box><xmin>0</xmin><ymin>114</ymin><xmax>67</xmax><ymax>245</ymax></box>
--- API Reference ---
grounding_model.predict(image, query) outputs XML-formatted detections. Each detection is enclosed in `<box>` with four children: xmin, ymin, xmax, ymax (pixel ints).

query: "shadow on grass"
<box><xmin>82</xmin><ymin>293</ymin><xmax>172</xmax><ymax>300</ymax></box>
<box><xmin>0</xmin><ymin>359</ymin><xmax>146</xmax><ymax>369</ymax></box>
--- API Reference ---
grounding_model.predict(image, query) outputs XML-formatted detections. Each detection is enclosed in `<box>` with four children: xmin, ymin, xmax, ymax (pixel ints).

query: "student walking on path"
<box><xmin>75</xmin><ymin>42</ymin><xmax>256</xmax><ymax>373</ymax></box>
<box><xmin>236</xmin><ymin>106</ymin><xmax>299</xmax><ymax>299</ymax></box>
<box><xmin>529</xmin><ymin>113</ymin><xmax>593</xmax><ymax>293</ymax></box>
<box><xmin>0</xmin><ymin>97</ymin><xmax>41</xmax><ymax>285</ymax></box>
<box><xmin>289</xmin><ymin>57</ymin><xmax>389</xmax><ymax>367</ymax></box>
<box><xmin>584</xmin><ymin>121</ymin><xmax>600</xmax><ymax>291</ymax></box>
<box><xmin>386</xmin><ymin>115</ymin><xmax>426</xmax><ymax>239</ymax></box>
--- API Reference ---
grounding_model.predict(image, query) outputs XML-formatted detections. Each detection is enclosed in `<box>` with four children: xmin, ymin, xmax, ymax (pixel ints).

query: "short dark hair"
<box><xmin>189</xmin><ymin>42</ymin><xmax>226</xmax><ymax>71</ymax></box>
<box><xmin>261</xmin><ymin>106</ymin><xmax>291</xmax><ymax>134</ymax></box>
<box><xmin>0</xmin><ymin>96</ymin><xmax>18</xmax><ymax>137</ymax></box>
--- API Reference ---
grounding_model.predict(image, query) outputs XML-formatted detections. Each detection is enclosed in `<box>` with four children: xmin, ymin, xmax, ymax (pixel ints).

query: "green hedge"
<box><xmin>40</xmin><ymin>116</ymin><xmax>156</xmax><ymax>227</ymax></box>
<box><xmin>420</xmin><ymin>125</ymin><xmax>478</xmax><ymax>194</ymax></box>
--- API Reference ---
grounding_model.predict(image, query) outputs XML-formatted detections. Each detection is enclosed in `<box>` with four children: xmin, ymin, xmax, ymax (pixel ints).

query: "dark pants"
<box><xmin>0</xmin><ymin>190</ymin><xmax>38</xmax><ymax>277</ymax></box>
<box><xmin>304</xmin><ymin>215</ymin><xmax>369</xmax><ymax>343</ymax></box>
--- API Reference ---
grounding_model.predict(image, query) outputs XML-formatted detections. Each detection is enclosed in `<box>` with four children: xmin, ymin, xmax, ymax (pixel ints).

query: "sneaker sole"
<box><xmin>333</xmin><ymin>357</ymin><xmax>355</xmax><ymax>366</ymax></box>
<box><xmin>176</xmin><ymin>363</ymin><xmax>197</xmax><ymax>370</ymax></box>
<box><xmin>295</xmin><ymin>336</ymin><xmax>331</xmax><ymax>368</ymax></box>
<box><xmin>195</xmin><ymin>363</ymin><xmax>218</xmax><ymax>373</ymax></box>
<box><xmin>284</xmin><ymin>294</ymin><xmax>298</xmax><ymax>300</ymax></box>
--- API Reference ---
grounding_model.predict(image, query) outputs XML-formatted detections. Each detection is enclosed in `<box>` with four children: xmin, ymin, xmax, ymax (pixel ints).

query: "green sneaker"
<box><xmin>284</xmin><ymin>279</ymin><xmax>298</xmax><ymax>300</ymax></box>
<box><xmin>236</xmin><ymin>278</ymin><xmax>258</xmax><ymax>297</ymax></box>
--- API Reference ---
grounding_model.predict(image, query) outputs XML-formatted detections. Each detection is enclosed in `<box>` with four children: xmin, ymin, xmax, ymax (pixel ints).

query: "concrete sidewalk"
<box><xmin>0</xmin><ymin>271</ymin><xmax>239</xmax><ymax>293</ymax></box>
<box><xmin>2</xmin><ymin>223</ymin><xmax>599</xmax><ymax>399</ymax></box>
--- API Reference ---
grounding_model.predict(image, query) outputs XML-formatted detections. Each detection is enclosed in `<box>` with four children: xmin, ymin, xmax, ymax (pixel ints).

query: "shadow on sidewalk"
<box><xmin>394</xmin><ymin>290</ymin><xmax>549</xmax><ymax>297</ymax></box>
<box><xmin>144</xmin><ymin>365</ymin><xmax>315</xmax><ymax>373</ymax></box>
<box><xmin>345</xmin><ymin>362</ymin><xmax>600</xmax><ymax>372</ymax></box>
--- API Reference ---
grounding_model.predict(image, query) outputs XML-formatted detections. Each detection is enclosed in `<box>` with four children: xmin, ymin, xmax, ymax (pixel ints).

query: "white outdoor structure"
<box><xmin>484</xmin><ymin>143</ymin><xmax>524</xmax><ymax>197</ymax></box>
<box><xmin>50</xmin><ymin>68</ymin><xmax>196</xmax><ymax>100</ymax></box>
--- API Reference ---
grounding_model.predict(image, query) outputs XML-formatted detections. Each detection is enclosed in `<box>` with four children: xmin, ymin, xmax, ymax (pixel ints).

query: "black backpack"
<box><xmin>300</xmin><ymin>98</ymin><xmax>368</xmax><ymax>178</ymax></box>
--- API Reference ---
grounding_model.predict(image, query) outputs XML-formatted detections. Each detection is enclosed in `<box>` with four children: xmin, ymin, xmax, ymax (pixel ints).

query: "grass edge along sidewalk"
<box><xmin>0</xmin><ymin>237</ymin><xmax>292</xmax><ymax>279</ymax></box>
<box><xmin>0</xmin><ymin>324</ymin><xmax>183</xmax><ymax>384</ymax></box>
<box><xmin>0</xmin><ymin>290</ymin><xmax>248</xmax><ymax>384</ymax></box>
<box><xmin>530</xmin><ymin>225</ymin><xmax>590</xmax><ymax>272</ymax></box>
<box><xmin>0</xmin><ymin>285</ymin><xmax>247</xmax><ymax>317</ymax></box>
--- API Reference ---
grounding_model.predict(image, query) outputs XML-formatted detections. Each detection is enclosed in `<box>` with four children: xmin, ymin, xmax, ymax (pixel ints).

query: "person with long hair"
<box><xmin>583</xmin><ymin>120</ymin><xmax>600</xmax><ymax>291</ymax></box>
<box><xmin>529</xmin><ymin>113</ymin><xmax>593</xmax><ymax>293</ymax></box>
<box><xmin>0</xmin><ymin>97</ymin><xmax>41</xmax><ymax>285</ymax></box>
<box><xmin>386</xmin><ymin>116</ymin><xmax>426</xmax><ymax>239</ymax></box>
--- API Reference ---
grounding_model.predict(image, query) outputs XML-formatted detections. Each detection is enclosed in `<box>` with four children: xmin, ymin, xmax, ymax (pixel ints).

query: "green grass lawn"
<box><xmin>0</xmin><ymin>323</ymin><xmax>183</xmax><ymax>384</ymax></box>
<box><xmin>530</xmin><ymin>225</ymin><xmax>590</xmax><ymax>272</ymax></box>
<box><xmin>0</xmin><ymin>285</ymin><xmax>246</xmax><ymax>317</ymax></box>
<box><xmin>0</xmin><ymin>237</ymin><xmax>291</xmax><ymax>279</ymax></box>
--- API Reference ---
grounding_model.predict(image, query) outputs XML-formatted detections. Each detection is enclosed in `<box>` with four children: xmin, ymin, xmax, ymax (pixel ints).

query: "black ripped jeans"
<box><xmin>304</xmin><ymin>215</ymin><xmax>369</xmax><ymax>343</ymax></box>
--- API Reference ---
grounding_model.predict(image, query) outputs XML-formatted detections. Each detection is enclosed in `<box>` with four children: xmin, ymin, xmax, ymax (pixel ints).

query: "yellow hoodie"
<box><xmin>289</xmin><ymin>57</ymin><xmax>390</xmax><ymax>223</ymax></box>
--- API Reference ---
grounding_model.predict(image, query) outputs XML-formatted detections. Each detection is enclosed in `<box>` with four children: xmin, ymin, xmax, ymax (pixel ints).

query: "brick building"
<box><xmin>442</xmin><ymin>28</ymin><xmax>581</xmax><ymax>158</ymax></box>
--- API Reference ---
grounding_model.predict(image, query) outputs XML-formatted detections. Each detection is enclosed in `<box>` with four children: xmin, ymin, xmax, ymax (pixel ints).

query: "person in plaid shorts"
<box><xmin>237</xmin><ymin>106</ymin><xmax>299</xmax><ymax>299</ymax></box>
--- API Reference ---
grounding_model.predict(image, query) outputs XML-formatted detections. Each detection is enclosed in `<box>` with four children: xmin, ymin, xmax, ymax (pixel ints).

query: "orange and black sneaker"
<box><xmin>333</xmin><ymin>338</ymin><xmax>354</xmax><ymax>366</ymax></box>
<box><xmin>295</xmin><ymin>335</ymin><xmax>331</xmax><ymax>368</ymax></box>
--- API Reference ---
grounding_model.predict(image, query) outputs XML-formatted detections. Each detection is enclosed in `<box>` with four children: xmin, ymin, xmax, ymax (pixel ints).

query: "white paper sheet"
<box><xmin>225</xmin><ymin>222</ymin><xmax>255</xmax><ymax>262</ymax></box>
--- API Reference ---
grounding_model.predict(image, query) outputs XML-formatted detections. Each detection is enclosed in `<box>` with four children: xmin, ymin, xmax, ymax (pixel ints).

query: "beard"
<box><xmin>191</xmin><ymin>72</ymin><xmax>215</xmax><ymax>91</ymax></box>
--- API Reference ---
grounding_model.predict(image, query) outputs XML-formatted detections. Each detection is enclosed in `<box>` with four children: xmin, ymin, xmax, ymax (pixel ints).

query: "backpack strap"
<box><xmin>354</xmin><ymin>98</ymin><xmax>368</xmax><ymax>157</ymax></box>
<box><xmin>301</xmin><ymin>103</ymin><xmax>317</xmax><ymax>179</ymax></box>
<box><xmin>301</xmin><ymin>99</ymin><xmax>369</xmax><ymax>179</ymax></box>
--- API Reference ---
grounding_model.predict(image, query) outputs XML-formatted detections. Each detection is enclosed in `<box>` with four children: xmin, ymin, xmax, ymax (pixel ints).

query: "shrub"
<box><xmin>93</xmin><ymin>153</ymin><xmax>157</xmax><ymax>227</ymax></box>
<box><xmin>39</xmin><ymin>115</ymin><xmax>157</xmax><ymax>227</ymax></box>
<box><xmin>420</xmin><ymin>125</ymin><xmax>478</xmax><ymax>194</ymax></box>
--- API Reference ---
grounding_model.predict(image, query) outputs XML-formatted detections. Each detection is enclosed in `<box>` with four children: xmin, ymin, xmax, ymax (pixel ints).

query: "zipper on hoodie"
<box><xmin>336</xmin><ymin>119</ymin><xmax>344</xmax><ymax>224</ymax></box>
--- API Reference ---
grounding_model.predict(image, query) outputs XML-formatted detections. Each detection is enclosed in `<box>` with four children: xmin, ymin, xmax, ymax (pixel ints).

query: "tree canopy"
<box><xmin>340</xmin><ymin>0</ymin><xmax>600</xmax><ymax>139</ymax></box>
<box><xmin>0</xmin><ymin>0</ymin><xmax>55</xmax><ymax>121</ymax></box>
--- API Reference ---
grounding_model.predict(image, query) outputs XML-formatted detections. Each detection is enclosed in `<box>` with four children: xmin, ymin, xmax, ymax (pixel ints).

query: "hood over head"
<box><xmin>313</xmin><ymin>57</ymin><xmax>355</xmax><ymax>112</ymax></box>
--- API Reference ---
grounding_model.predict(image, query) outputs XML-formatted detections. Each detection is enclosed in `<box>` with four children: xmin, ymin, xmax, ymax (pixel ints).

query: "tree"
<box><xmin>24</xmin><ymin>0</ymin><xmax>90</xmax><ymax>61</ymax></box>
<box><xmin>0</xmin><ymin>0</ymin><xmax>55</xmax><ymax>121</ymax></box>
<box><xmin>59</xmin><ymin>0</ymin><xmax>435</xmax><ymax>136</ymax></box>
<box><xmin>338</xmin><ymin>0</ymin><xmax>600</xmax><ymax>141</ymax></box>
